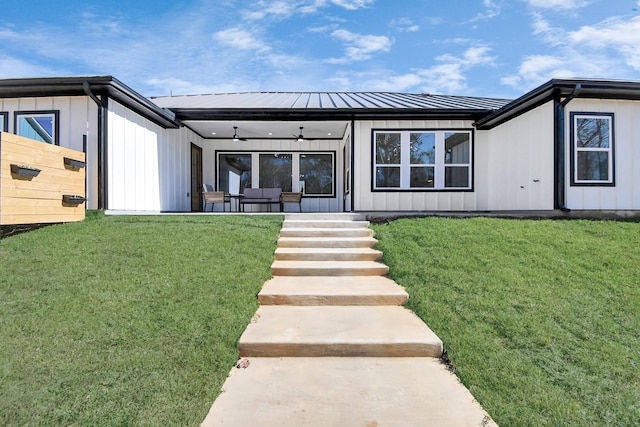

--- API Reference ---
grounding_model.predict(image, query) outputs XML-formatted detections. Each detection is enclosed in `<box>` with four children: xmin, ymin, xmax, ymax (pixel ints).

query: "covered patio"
<box><xmin>150</xmin><ymin>91</ymin><xmax>501</xmax><ymax>213</ymax></box>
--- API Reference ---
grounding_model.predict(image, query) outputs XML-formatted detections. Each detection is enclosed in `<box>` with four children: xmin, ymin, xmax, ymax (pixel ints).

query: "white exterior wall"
<box><xmin>353</xmin><ymin>119</ymin><xmax>477</xmax><ymax>211</ymax></box>
<box><xmin>479</xmin><ymin>101</ymin><xmax>555</xmax><ymax>210</ymax></box>
<box><xmin>565</xmin><ymin>99</ymin><xmax>640</xmax><ymax>210</ymax></box>
<box><xmin>107</xmin><ymin>99</ymin><xmax>204</xmax><ymax>211</ymax></box>
<box><xmin>0</xmin><ymin>96</ymin><xmax>100</xmax><ymax>209</ymax></box>
<box><xmin>203</xmin><ymin>137</ymin><xmax>343</xmax><ymax>212</ymax></box>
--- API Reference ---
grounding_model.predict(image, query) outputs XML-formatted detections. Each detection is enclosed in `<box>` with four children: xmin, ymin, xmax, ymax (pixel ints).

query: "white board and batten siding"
<box><xmin>479</xmin><ymin>101</ymin><xmax>555</xmax><ymax>211</ymax></box>
<box><xmin>353</xmin><ymin>119</ymin><xmax>478</xmax><ymax>211</ymax></box>
<box><xmin>0</xmin><ymin>96</ymin><xmax>99</xmax><ymax>209</ymax></box>
<box><xmin>206</xmin><ymin>138</ymin><xmax>344</xmax><ymax>212</ymax></box>
<box><xmin>565</xmin><ymin>99</ymin><xmax>640</xmax><ymax>210</ymax></box>
<box><xmin>107</xmin><ymin>99</ymin><xmax>204</xmax><ymax>212</ymax></box>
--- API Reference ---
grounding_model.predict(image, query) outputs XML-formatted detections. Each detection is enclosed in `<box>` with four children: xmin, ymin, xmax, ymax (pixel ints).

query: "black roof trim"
<box><xmin>475</xmin><ymin>78</ymin><xmax>640</xmax><ymax>129</ymax></box>
<box><xmin>0</xmin><ymin>76</ymin><xmax>179</xmax><ymax>129</ymax></box>
<box><xmin>170</xmin><ymin>108</ymin><xmax>495</xmax><ymax>122</ymax></box>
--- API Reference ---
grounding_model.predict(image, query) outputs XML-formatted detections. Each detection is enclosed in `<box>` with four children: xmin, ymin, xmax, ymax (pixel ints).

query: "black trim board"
<box><xmin>476</xmin><ymin>79</ymin><xmax>640</xmax><ymax>130</ymax></box>
<box><xmin>0</xmin><ymin>76</ymin><xmax>179</xmax><ymax>129</ymax></box>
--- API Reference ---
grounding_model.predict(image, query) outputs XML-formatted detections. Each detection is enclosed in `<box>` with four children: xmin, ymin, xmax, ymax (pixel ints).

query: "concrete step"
<box><xmin>285</xmin><ymin>213</ymin><xmax>366</xmax><ymax>221</ymax></box>
<box><xmin>238</xmin><ymin>306</ymin><xmax>443</xmax><ymax>357</ymax></box>
<box><xmin>277</xmin><ymin>236</ymin><xmax>378</xmax><ymax>248</ymax></box>
<box><xmin>282</xmin><ymin>219</ymin><xmax>370</xmax><ymax>229</ymax></box>
<box><xmin>274</xmin><ymin>247</ymin><xmax>383</xmax><ymax>261</ymax></box>
<box><xmin>271</xmin><ymin>260</ymin><xmax>389</xmax><ymax>276</ymax></box>
<box><xmin>201</xmin><ymin>358</ymin><xmax>497</xmax><ymax>427</ymax></box>
<box><xmin>258</xmin><ymin>276</ymin><xmax>408</xmax><ymax>306</ymax></box>
<box><xmin>279</xmin><ymin>227</ymin><xmax>374</xmax><ymax>238</ymax></box>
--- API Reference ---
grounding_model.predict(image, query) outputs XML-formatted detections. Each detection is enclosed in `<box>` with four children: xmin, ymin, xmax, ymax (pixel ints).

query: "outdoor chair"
<box><xmin>202</xmin><ymin>184</ymin><xmax>227</xmax><ymax>212</ymax></box>
<box><xmin>280</xmin><ymin>192</ymin><xmax>303</xmax><ymax>212</ymax></box>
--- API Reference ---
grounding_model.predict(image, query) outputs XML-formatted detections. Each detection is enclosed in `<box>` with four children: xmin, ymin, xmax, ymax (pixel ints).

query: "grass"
<box><xmin>0</xmin><ymin>212</ymin><xmax>282</xmax><ymax>426</ymax></box>
<box><xmin>371</xmin><ymin>217</ymin><xmax>640</xmax><ymax>427</ymax></box>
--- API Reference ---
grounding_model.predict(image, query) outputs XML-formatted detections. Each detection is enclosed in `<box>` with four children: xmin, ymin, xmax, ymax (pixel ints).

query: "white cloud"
<box><xmin>327</xmin><ymin>46</ymin><xmax>495</xmax><ymax>94</ymax></box>
<box><xmin>242</xmin><ymin>1</ymin><xmax>297</xmax><ymax>21</ymax></box>
<box><xmin>526</xmin><ymin>0</ymin><xmax>589</xmax><ymax>9</ymax></box>
<box><xmin>569</xmin><ymin>16</ymin><xmax>640</xmax><ymax>70</ymax></box>
<box><xmin>470</xmin><ymin>0</ymin><xmax>503</xmax><ymax>22</ymax></box>
<box><xmin>300</xmin><ymin>0</ymin><xmax>373</xmax><ymax>13</ymax></box>
<box><xmin>213</xmin><ymin>27</ymin><xmax>271</xmax><ymax>53</ymax></box>
<box><xmin>329</xmin><ymin>0</ymin><xmax>374</xmax><ymax>10</ymax></box>
<box><xmin>390</xmin><ymin>18</ymin><xmax>420</xmax><ymax>32</ymax></box>
<box><xmin>504</xmin><ymin>14</ymin><xmax>640</xmax><ymax>90</ymax></box>
<box><xmin>0</xmin><ymin>55</ymin><xmax>63</xmax><ymax>79</ymax></box>
<box><xmin>327</xmin><ymin>29</ymin><xmax>392</xmax><ymax>63</ymax></box>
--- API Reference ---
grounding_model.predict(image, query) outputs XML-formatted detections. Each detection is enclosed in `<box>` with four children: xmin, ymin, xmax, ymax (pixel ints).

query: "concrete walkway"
<box><xmin>201</xmin><ymin>213</ymin><xmax>497</xmax><ymax>426</ymax></box>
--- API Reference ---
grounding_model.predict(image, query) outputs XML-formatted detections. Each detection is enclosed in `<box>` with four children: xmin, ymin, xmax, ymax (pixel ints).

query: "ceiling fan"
<box><xmin>293</xmin><ymin>126</ymin><xmax>315</xmax><ymax>142</ymax></box>
<box><xmin>232</xmin><ymin>126</ymin><xmax>248</xmax><ymax>141</ymax></box>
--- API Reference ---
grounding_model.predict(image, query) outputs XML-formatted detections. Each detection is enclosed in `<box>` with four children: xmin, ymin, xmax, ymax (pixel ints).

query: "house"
<box><xmin>1</xmin><ymin>76</ymin><xmax>639</xmax><ymax>215</ymax></box>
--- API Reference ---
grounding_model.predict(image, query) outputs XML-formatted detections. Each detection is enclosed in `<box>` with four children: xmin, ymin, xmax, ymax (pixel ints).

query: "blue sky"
<box><xmin>1</xmin><ymin>0</ymin><xmax>639</xmax><ymax>99</ymax></box>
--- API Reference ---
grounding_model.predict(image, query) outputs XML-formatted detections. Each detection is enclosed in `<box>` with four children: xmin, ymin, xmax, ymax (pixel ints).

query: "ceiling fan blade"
<box><xmin>232</xmin><ymin>126</ymin><xmax>248</xmax><ymax>141</ymax></box>
<box><xmin>293</xmin><ymin>126</ymin><xmax>315</xmax><ymax>141</ymax></box>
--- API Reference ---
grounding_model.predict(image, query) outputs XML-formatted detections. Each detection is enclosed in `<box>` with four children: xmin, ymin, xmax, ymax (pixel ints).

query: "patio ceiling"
<box><xmin>183</xmin><ymin>120</ymin><xmax>350</xmax><ymax>140</ymax></box>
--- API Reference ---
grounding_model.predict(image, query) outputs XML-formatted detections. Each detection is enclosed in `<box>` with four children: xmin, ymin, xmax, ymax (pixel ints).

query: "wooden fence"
<box><xmin>0</xmin><ymin>132</ymin><xmax>86</xmax><ymax>225</ymax></box>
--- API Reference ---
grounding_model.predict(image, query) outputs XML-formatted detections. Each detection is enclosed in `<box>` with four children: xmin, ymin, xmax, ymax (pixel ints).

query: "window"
<box><xmin>217</xmin><ymin>151</ymin><xmax>335</xmax><ymax>197</ymax></box>
<box><xmin>219</xmin><ymin>154</ymin><xmax>252</xmax><ymax>194</ymax></box>
<box><xmin>373</xmin><ymin>130</ymin><xmax>472</xmax><ymax>190</ymax></box>
<box><xmin>259</xmin><ymin>153</ymin><xmax>292</xmax><ymax>191</ymax></box>
<box><xmin>570</xmin><ymin>113</ymin><xmax>614</xmax><ymax>186</ymax></box>
<box><xmin>300</xmin><ymin>153</ymin><xmax>334</xmax><ymax>195</ymax></box>
<box><xmin>0</xmin><ymin>112</ymin><xmax>7</xmax><ymax>132</ymax></box>
<box><xmin>15</xmin><ymin>111</ymin><xmax>59</xmax><ymax>144</ymax></box>
<box><xmin>375</xmin><ymin>132</ymin><xmax>401</xmax><ymax>187</ymax></box>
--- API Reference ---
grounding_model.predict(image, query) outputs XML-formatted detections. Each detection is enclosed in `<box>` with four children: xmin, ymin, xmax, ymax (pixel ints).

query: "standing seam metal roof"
<box><xmin>150</xmin><ymin>92</ymin><xmax>511</xmax><ymax>111</ymax></box>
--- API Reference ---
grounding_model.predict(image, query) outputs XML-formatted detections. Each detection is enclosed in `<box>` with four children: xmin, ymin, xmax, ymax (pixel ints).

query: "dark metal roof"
<box><xmin>151</xmin><ymin>92</ymin><xmax>509</xmax><ymax>110</ymax></box>
<box><xmin>151</xmin><ymin>92</ymin><xmax>511</xmax><ymax>121</ymax></box>
<box><xmin>475</xmin><ymin>78</ymin><xmax>640</xmax><ymax>129</ymax></box>
<box><xmin>0</xmin><ymin>76</ymin><xmax>179</xmax><ymax>128</ymax></box>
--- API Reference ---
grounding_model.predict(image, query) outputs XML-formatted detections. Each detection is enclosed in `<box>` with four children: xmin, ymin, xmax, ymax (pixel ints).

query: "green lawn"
<box><xmin>3</xmin><ymin>214</ymin><xmax>639</xmax><ymax>426</ymax></box>
<box><xmin>372</xmin><ymin>217</ymin><xmax>640</xmax><ymax>427</ymax></box>
<box><xmin>0</xmin><ymin>213</ymin><xmax>282</xmax><ymax>426</ymax></box>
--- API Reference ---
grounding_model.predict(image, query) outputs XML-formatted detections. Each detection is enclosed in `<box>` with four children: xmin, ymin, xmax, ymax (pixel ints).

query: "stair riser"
<box><xmin>280</xmin><ymin>229</ymin><xmax>374</xmax><ymax>238</ymax></box>
<box><xmin>277</xmin><ymin>239</ymin><xmax>378</xmax><ymax>248</ymax></box>
<box><xmin>258</xmin><ymin>295</ymin><xmax>408</xmax><ymax>306</ymax></box>
<box><xmin>274</xmin><ymin>252</ymin><xmax>382</xmax><ymax>261</ymax></box>
<box><xmin>285</xmin><ymin>214</ymin><xmax>366</xmax><ymax>221</ymax></box>
<box><xmin>271</xmin><ymin>266</ymin><xmax>389</xmax><ymax>276</ymax></box>
<box><xmin>238</xmin><ymin>343</ymin><xmax>442</xmax><ymax>358</ymax></box>
<box><xmin>283</xmin><ymin>220</ymin><xmax>370</xmax><ymax>229</ymax></box>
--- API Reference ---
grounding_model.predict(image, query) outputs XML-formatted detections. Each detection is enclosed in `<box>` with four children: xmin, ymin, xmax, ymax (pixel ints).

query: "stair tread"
<box><xmin>258</xmin><ymin>276</ymin><xmax>408</xmax><ymax>306</ymax></box>
<box><xmin>283</xmin><ymin>220</ymin><xmax>370</xmax><ymax>228</ymax></box>
<box><xmin>238</xmin><ymin>306</ymin><xmax>442</xmax><ymax>357</ymax></box>
<box><xmin>273</xmin><ymin>260</ymin><xmax>385</xmax><ymax>266</ymax></box>
<box><xmin>275</xmin><ymin>247</ymin><xmax>382</xmax><ymax>254</ymax></box>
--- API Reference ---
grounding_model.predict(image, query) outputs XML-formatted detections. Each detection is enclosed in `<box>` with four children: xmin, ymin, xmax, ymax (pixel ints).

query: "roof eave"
<box><xmin>171</xmin><ymin>108</ymin><xmax>494</xmax><ymax>122</ymax></box>
<box><xmin>0</xmin><ymin>76</ymin><xmax>179</xmax><ymax>129</ymax></box>
<box><xmin>475</xmin><ymin>78</ymin><xmax>640</xmax><ymax>129</ymax></box>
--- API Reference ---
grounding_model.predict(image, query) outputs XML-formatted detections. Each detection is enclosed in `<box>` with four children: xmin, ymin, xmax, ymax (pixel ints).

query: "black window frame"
<box><xmin>0</xmin><ymin>112</ymin><xmax>8</xmax><ymax>132</ymax></box>
<box><xmin>14</xmin><ymin>110</ymin><xmax>60</xmax><ymax>145</ymax></box>
<box><xmin>371</xmin><ymin>128</ymin><xmax>474</xmax><ymax>192</ymax></box>
<box><xmin>570</xmin><ymin>112</ymin><xmax>615</xmax><ymax>187</ymax></box>
<box><xmin>215</xmin><ymin>150</ymin><xmax>336</xmax><ymax>198</ymax></box>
